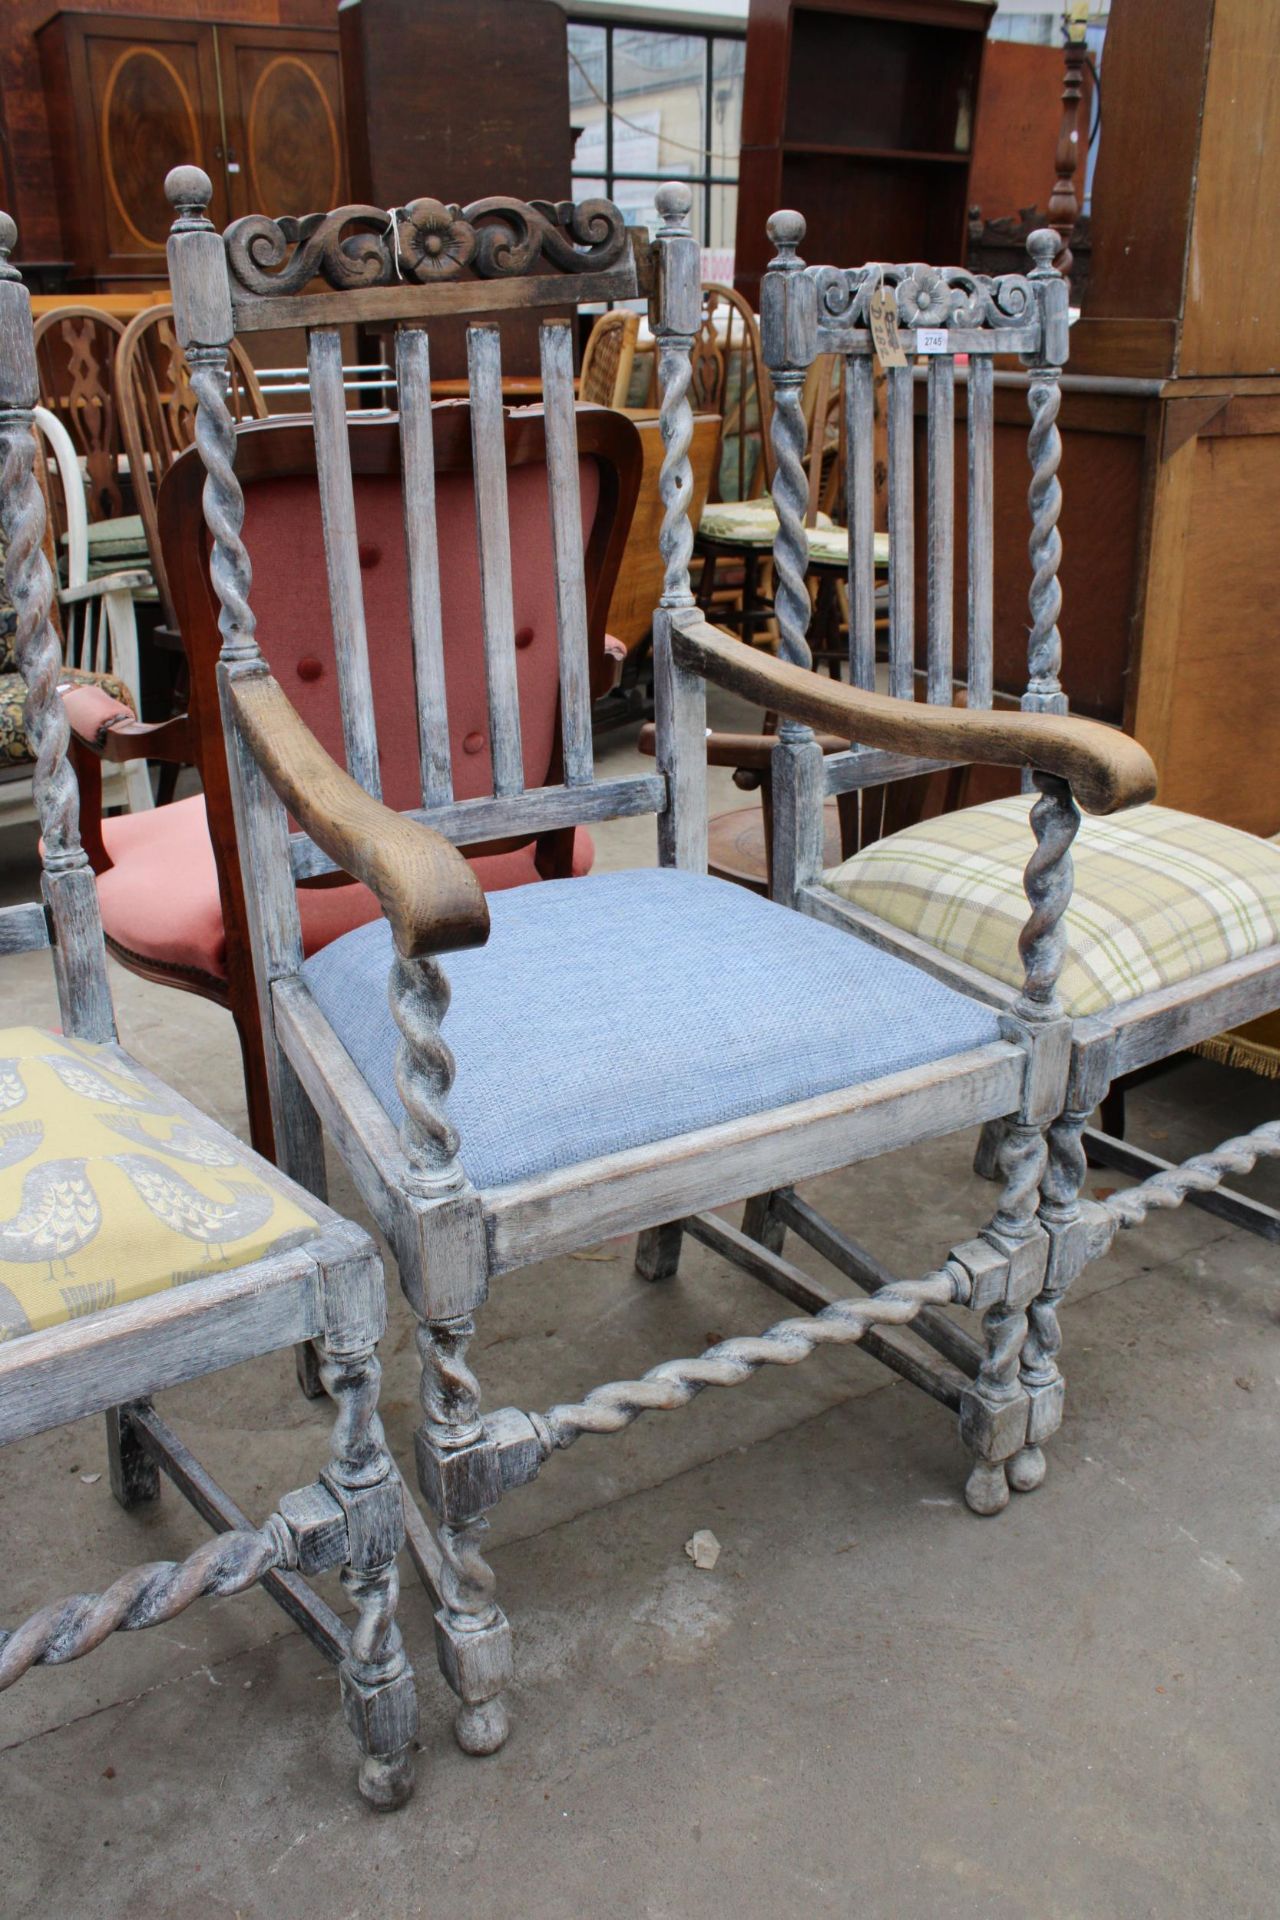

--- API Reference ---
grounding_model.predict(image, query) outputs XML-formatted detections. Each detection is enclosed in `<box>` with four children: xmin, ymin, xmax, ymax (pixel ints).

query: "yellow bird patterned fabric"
<box><xmin>0</xmin><ymin>1027</ymin><xmax>321</xmax><ymax>1342</ymax></box>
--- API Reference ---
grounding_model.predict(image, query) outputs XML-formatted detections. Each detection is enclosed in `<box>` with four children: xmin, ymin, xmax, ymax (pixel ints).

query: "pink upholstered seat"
<box><xmin>97</xmin><ymin>793</ymin><xmax>592</xmax><ymax>984</ymax></box>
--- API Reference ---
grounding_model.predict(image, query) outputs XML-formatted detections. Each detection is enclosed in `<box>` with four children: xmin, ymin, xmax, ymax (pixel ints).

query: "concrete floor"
<box><xmin>1</xmin><ymin>714</ymin><xmax>1277</xmax><ymax>1919</ymax></box>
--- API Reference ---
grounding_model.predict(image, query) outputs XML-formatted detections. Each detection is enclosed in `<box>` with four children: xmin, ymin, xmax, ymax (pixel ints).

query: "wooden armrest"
<box><xmin>57</xmin><ymin>570</ymin><xmax>153</xmax><ymax>605</ymax></box>
<box><xmin>229</xmin><ymin>672</ymin><xmax>490</xmax><ymax>960</ymax></box>
<box><xmin>670</xmin><ymin>613</ymin><xmax>1157</xmax><ymax>817</ymax></box>
<box><xmin>637</xmin><ymin>722</ymin><xmax>849</xmax><ymax>770</ymax></box>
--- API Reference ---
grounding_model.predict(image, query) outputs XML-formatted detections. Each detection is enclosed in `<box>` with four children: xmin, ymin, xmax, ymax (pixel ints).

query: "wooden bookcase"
<box><xmin>734</xmin><ymin>0</ymin><xmax>994</xmax><ymax>305</ymax></box>
<box><xmin>36</xmin><ymin>11</ymin><xmax>347</xmax><ymax>290</ymax></box>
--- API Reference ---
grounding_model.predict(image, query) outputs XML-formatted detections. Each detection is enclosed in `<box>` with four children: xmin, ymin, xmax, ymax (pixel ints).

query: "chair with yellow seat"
<box><xmin>738</xmin><ymin>218</ymin><xmax>1280</xmax><ymax>1506</ymax></box>
<box><xmin>0</xmin><ymin>216</ymin><xmax>418</xmax><ymax>1811</ymax></box>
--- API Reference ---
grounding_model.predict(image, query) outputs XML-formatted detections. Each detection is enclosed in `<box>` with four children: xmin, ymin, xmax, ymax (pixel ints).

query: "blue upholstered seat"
<box><xmin>301</xmin><ymin>868</ymin><xmax>1003</xmax><ymax>1191</ymax></box>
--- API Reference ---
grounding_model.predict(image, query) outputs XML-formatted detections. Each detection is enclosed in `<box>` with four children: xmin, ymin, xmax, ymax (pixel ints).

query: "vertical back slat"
<box><xmin>395</xmin><ymin>327</ymin><xmax>452</xmax><ymax>807</ymax></box>
<box><xmin>925</xmin><ymin>355</ymin><xmax>955</xmax><ymax>704</ymax></box>
<box><xmin>467</xmin><ymin>324</ymin><xmax>524</xmax><ymax>797</ymax></box>
<box><xmin>307</xmin><ymin>326</ymin><xmax>381</xmax><ymax>799</ymax></box>
<box><xmin>885</xmin><ymin>361</ymin><xmax>914</xmax><ymax>700</ymax></box>
<box><xmin>845</xmin><ymin>353</ymin><xmax>876</xmax><ymax>690</ymax></box>
<box><xmin>966</xmin><ymin>353</ymin><xmax>994</xmax><ymax>709</ymax></box>
<box><xmin>538</xmin><ymin>320</ymin><xmax>594</xmax><ymax>787</ymax></box>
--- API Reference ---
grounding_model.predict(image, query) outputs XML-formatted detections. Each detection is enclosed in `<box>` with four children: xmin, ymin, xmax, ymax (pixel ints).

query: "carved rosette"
<box><xmin>223</xmin><ymin>195</ymin><xmax>629</xmax><ymax>299</ymax></box>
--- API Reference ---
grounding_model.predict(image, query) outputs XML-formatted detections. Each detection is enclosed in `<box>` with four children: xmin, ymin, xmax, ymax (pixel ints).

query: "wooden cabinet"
<box><xmin>1038</xmin><ymin>0</ymin><xmax>1280</xmax><ymax>837</ymax></box>
<box><xmin>734</xmin><ymin>0</ymin><xmax>994</xmax><ymax>307</ymax></box>
<box><xmin>37</xmin><ymin>12</ymin><xmax>346</xmax><ymax>289</ymax></box>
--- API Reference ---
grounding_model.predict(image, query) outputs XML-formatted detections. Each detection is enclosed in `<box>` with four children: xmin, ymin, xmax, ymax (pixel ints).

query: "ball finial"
<box><xmin>766</xmin><ymin>209</ymin><xmax>806</xmax><ymax>256</ymax></box>
<box><xmin>0</xmin><ymin>211</ymin><xmax>16</xmax><ymax>263</ymax></box>
<box><xmin>654</xmin><ymin>181</ymin><xmax>693</xmax><ymax>229</ymax></box>
<box><xmin>1027</xmin><ymin>227</ymin><xmax>1060</xmax><ymax>273</ymax></box>
<box><xmin>165</xmin><ymin>166</ymin><xmax>214</xmax><ymax>219</ymax></box>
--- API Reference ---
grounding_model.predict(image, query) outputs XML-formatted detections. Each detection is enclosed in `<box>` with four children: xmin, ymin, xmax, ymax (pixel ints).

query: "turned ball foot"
<box><xmin>359</xmin><ymin>1746</ymin><xmax>416</xmax><ymax>1811</ymax></box>
<box><xmin>1008</xmin><ymin>1444</ymin><xmax>1048</xmax><ymax>1494</ymax></box>
<box><xmin>964</xmin><ymin>1459</ymin><xmax>1010</xmax><ymax>1516</ymax></box>
<box><xmin>455</xmin><ymin>1697</ymin><xmax>510</xmax><ymax>1756</ymax></box>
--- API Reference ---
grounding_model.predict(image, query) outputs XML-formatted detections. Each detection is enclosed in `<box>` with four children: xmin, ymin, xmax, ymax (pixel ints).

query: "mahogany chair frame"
<box><xmin>165</xmin><ymin>165</ymin><xmax>1157</xmax><ymax>1756</ymax></box>
<box><xmin>0</xmin><ymin>218</ymin><xmax>417</xmax><ymax>1811</ymax></box>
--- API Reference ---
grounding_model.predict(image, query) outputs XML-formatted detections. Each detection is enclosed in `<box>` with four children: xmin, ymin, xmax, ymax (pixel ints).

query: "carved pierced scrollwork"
<box><xmin>809</xmin><ymin>261</ymin><xmax>1037</xmax><ymax>333</ymax></box>
<box><xmin>224</xmin><ymin>195</ymin><xmax>629</xmax><ymax>299</ymax></box>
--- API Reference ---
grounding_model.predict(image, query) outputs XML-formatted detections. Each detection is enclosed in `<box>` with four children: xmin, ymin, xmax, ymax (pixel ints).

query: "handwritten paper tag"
<box><xmin>868</xmin><ymin>286</ymin><xmax>907</xmax><ymax>370</ymax></box>
<box><xmin>916</xmin><ymin>328</ymin><xmax>950</xmax><ymax>354</ymax></box>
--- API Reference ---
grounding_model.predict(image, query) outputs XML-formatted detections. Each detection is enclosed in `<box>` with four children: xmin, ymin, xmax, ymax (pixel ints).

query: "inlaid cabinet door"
<box><xmin>217</xmin><ymin>27</ymin><xmax>347</xmax><ymax>225</ymax></box>
<box><xmin>71</xmin><ymin>18</ymin><xmax>227</xmax><ymax>279</ymax></box>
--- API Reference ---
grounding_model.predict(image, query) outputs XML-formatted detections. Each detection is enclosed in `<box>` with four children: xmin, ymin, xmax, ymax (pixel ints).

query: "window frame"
<box><xmin>566</xmin><ymin>15</ymin><xmax>746</xmax><ymax>248</ymax></box>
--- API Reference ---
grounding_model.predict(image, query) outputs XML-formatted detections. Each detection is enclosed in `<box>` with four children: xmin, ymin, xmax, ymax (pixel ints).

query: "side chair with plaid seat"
<box><xmin>735</xmin><ymin>215</ymin><xmax>1280</xmax><ymax>1506</ymax></box>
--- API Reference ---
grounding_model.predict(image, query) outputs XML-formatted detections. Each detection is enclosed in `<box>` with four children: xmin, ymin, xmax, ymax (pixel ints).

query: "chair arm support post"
<box><xmin>0</xmin><ymin>239</ymin><xmax>114</xmax><ymax>1044</ymax></box>
<box><xmin>760</xmin><ymin>209</ymin><xmax>818</xmax><ymax>698</ymax></box>
<box><xmin>669</xmin><ymin>610</ymin><xmax>1157</xmax><ymax>818</ymax></box>
<box><xmin>1021</xmin><ymin>231</ymin><xmax>1070</xmax><ymax>722</ymax></box>
<box><xmin>650</xmin><ymin>183</ymin><xmax>708</xmax><ymax>872</ymax></box>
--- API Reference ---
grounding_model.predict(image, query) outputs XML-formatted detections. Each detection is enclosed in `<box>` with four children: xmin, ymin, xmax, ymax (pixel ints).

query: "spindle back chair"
<box><xmin>165</xmin><ymin>165</ymin><xmax>1157</xmax><ymax>1756</ymax></box>
<box><xmin>32</xmin><ymin>305</ymin><xmax>128</xmax><ymax>538</ymax></box>
<box><xmin>578</xmin><ymin>305</ymin><xmax>639</xmax><ymax>407</ymax></box>
<box><xmin>0</xmin><ymin>215</ymin><xmax>417</xmax><ymax>1811</ymax></box>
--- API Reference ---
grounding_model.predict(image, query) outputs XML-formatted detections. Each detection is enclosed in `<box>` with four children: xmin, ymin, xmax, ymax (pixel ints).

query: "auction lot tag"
<box><xmin>916</xmin><ymin>328</ymin><xmax>950</xmax><ymax>354</ymax></box>
<box><xmin>869</xmin><ymin>287</ymin><xmax>907</xmax><ymax>369</ymax></box>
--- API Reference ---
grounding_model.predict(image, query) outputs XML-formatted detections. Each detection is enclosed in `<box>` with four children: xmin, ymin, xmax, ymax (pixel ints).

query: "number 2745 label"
<box><xmin>915</xmin><ymin>328</ymin><xmax>950</xmax><ymax>354</ymax></box>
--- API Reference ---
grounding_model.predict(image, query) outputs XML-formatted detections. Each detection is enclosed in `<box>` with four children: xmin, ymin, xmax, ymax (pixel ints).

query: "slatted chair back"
<box><xmin>0</xmin><ymin>218</ymin><xmax>116</xmax><ymax>1045</ymax></box>
<box><xmin>759</xmin><ymin>212</ymin><xmax>1068</xmax><ymax>816</ymax></box>
<box><xmin>116</xmin><ymin>302</ymin><xmax>267</xmax><ymax>628</ymax></box>
<box><xmin>163</xmin><ymin>168</ymin><xmax>668</xmax><ymax>899</ymax></box>
<box><xmin>32</xmin><ymin>305</ymin><xmax>127</xmax><ymax>538</ymax></box>
<box><xmin>578</xmin><ymin>306</ymin><xmax>639</xmax><ymax>408</ymax></box>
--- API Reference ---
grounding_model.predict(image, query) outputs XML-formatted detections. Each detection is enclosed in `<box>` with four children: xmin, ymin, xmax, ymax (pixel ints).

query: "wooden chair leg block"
<box><xmin>105</xmin><ymin>1404</ymin><xmax>160</xmax><ymax>1511</ymax></box>
<box><xmin>433</xmin><ymin>1607</ymin><xmax>513</xmax><ymax>1756</ymax></box>
<box><xmin>339</xmin><ymin>1665</ymin><xmax>419</xmax><ymax>1809</ymax></box>
<box><xmin>635</xmin><ymin>1220</ymin><xmax>684</xmax><ymax>1281</ymax></box>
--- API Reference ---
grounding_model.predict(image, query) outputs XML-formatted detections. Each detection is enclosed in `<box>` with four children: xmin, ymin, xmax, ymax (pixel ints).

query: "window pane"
<box><xmin>569</xmin><ymin>24</ymin><xmax>609</xmax><ymax>178</ymax></box>
<box><xmin>612</xmin><ymin>29</ymin><xmax>706</xmax><ymax>180</ymax></box>
<box><xmin>711</xmin><ymin>38</ymin><xmax>745</xmax><ymax>179</ymax></box>
<box><xmin>570</xmin><ymin>175</ymin><xmax>608</xmax><ymax>204</ymax></box>
<box><xmin>707</xmin><ymin>182</ymin><xmax>737</xmax><ymax>275</ymax></box>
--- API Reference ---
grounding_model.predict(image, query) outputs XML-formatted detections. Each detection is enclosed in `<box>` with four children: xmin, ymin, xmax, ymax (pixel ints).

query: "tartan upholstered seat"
<box><xmin>698</xmin><ymin>496</ymin><xmax>891</xmax><ymax>570</ymax></box>
<box><xmin>823</xmin><ymin>798</ymin><xmax>1280</xmax><ymax>1018</ymax></box>
<box><xmin>0</xmin><ymin>1028</ymin><xmax>318</xmax><ymax>1340</ymax></box>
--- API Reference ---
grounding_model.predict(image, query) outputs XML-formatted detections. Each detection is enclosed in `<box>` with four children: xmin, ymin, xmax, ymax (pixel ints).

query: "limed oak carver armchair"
<box><xmin>165</xmin><ymin>166</ymin><xmax>1156</xmax><ymax>1755</ymax></box>
<box><xmin>0</xmin><ymin>218</ymin><xmax>417</xmax><ymax>1811</ymax></box>
<box><xmin>736</xmin><ymin>215</ymin><xmax>1280</xmax><ymax>1500</ymax></box>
